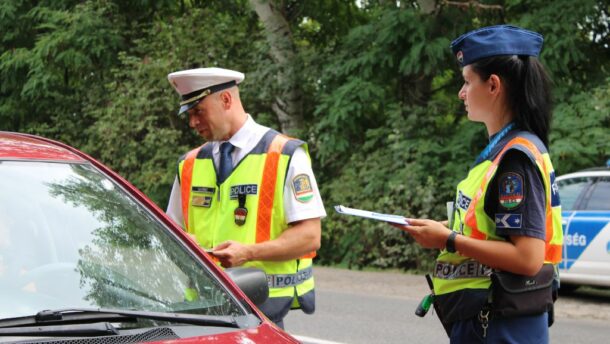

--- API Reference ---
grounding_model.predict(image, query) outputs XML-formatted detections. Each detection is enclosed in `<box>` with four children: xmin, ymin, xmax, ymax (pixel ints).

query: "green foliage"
<box><xmin>551</xmin><ymin>80</ymin><xmax>610</xmax><ymax>172</ymax></box>
<box><xmin>312</xmin><ymin>7</ymin><xmax>469</xmax><ymax>166</ymax></box>
<box><xmin>287</xmin><ymin>0</ymin><xmax>368</xmax><ymax>49</ymax></box>
<box><xmin>0</xmin><ymin>0</ymin><xmax>126</xmax><ymax>144</ymax></box>
<box><xmin>508</xmin><ymin>0</ymin><xmax>609</xmax><ymax>85</ymax></box>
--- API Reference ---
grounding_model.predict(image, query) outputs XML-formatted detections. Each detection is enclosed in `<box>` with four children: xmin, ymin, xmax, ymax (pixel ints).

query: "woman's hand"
<box><xmin>393</xmin><ymin>219</ymin><xmax>546</xmax><ymax>274</ymax></box>
<box><xmin>392</xmin><ymin>219</ymin><xmax>453</xmax><ymax>250</ymax></box>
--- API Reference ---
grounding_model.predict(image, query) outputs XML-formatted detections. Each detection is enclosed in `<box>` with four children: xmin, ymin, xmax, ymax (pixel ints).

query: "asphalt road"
<box><xmin>284</xmin><ymin>266</ymin><xmax>610</xmax><ymax>344</ymax></box>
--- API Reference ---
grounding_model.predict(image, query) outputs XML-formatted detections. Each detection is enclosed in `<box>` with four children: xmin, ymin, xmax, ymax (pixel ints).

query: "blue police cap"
<box><xmin>450</xmin><ymin>25</ymin><xmax>543</xmax><ymax>67</ymax></box>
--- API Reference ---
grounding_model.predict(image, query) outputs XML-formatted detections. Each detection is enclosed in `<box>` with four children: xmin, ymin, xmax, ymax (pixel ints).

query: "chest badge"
<box><xmin>192</xmin><ymin>195</ymin><xmax>213</xmax><ymax>208</ymax></box>
<box><xmin>234</xmin><ymin>193</ymin><xmax>248</xmax><ymax>226</ymax></box>
<box><xmin>191</xmin><ymin>186</ymin><xmax>215</xmax><ymax>208</ymax></box>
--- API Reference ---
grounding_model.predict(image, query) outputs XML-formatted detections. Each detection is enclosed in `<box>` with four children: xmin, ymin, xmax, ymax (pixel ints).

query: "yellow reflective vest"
<box><xmin>433</xmin><ymin>131</ymin><xmax>563</xmax><ymax>298</ymax></box>
<box><xmin>178</xmin><ymin>130</ymin><xmax>315</xmax><ymax>312</ymax></box>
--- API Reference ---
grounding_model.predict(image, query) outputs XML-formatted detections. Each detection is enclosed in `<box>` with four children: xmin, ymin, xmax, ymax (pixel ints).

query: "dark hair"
<box><xmin>470</xmin><ymin>55</ymin><xmax>553</xmax><ymax>147</ymax></box>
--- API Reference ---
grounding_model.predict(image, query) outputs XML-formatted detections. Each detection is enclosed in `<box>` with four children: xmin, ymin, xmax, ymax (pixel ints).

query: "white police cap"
<box><xmin>167</xmin><ymin>67</ymin><xmax>245</xmax><ymax>116</ymax></box>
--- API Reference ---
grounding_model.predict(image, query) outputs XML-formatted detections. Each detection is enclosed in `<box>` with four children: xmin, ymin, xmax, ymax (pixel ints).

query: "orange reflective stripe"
<box><xmin>255</xmin><ymin>135</ymin><xmax>317</xmax><ymax>259</ymax></box>
<box><xmin>181</xmin><ymin>145</ymin><xmax>204</xmax><ymax>231</ymax></box>
<box><xmin>546</xmin><ymin>244</ymin><xmax>562</xmax><ymax>263</ymax></box>
<box><xmin>503</xmin><ymin>139</ymin><xmax>559</xmax><ymax>262</ymax></box>
<box><xmin>465</xmin><ymin>164</ymin><xmax>498</xmax><ymax>240</ymax></box>
<box><xmin>301</xmin><ymin>251</ymin><xmax>317</xmax><ymax>259</ymax></box>
<box><xmin>465</xmin><ymin>137</ymin><xmax>548</xmax><ymax>241</ymax></box>
<box><xmin>256</xmin><ymin>134</ymin><xmax>289</xmax><ymax>243</ymax></box>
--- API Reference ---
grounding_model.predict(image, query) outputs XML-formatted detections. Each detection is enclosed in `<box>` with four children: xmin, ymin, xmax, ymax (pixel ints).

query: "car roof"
<box><xmin>557</xmin><ymin>167</ymin><xmax>610</xmax><ymax>180</ymax></box>
<box><xmin>0</xmin><ymin>131</ymin><xmax>86</xmax><ymax>162</ymax></box>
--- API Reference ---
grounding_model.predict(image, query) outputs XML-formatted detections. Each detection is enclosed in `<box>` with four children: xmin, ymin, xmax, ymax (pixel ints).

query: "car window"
<box><xmin>0</xmin><ymin>161</ymin><xmax>243</xmax><ymax>320</ymax></box>
<box><xmin>584</xmin><ymin>177</ymin><xmax>610</xmax><ymax>211</ymax></box>
<box><xmin>557</xmin><ymin>177</ymin><xmax>590</xmax><ymax>211</ymax></box>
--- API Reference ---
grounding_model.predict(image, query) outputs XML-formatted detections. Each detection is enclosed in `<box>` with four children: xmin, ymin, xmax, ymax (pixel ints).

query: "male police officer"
<box><xmin>166</xmin><ymin>67</ymin><xmax>326</xmax><ymax>328</ymax></box>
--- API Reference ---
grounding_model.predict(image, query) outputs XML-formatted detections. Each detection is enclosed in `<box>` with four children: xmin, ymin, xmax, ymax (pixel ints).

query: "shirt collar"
<box><xmin>212</xmin><ymin>114</ymin><xmax>255</xmax><ymax>154</ymax></box>
<box><xmin>228</xmin><ymin>114</ymin><xmax>255</xmax><ymax>150</ymax></box>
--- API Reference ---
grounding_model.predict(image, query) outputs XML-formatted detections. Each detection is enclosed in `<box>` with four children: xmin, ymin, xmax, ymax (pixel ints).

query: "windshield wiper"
<box><xmin>0</xmin><ymin>322</ymin><xmax>118</xmax><ymax>337</ymax></box>
<box><xmin>0</xmin><ymin>308</ymin><xmax>239</xmax><ymax>329</ymax></box>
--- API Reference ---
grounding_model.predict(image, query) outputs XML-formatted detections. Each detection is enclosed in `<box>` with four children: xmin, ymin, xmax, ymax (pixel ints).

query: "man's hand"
<box><xmin>211</xmin><ymin>240</ymin><xmax>253</xmax><ymax>268</ymax></box>
<box><xmin>210</xmin><ymin>218</ymin><xmax>321</xmax><ymax>267</ymax></box>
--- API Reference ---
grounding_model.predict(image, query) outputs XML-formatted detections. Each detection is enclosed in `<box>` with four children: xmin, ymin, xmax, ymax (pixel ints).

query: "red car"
<box><xmin>0</xmin><ymin>131</ymin><xmax>299</xmax><ymax>343</ymax></box>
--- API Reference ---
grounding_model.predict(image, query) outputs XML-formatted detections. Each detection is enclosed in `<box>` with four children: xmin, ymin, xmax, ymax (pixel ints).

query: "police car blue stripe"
<box><xmin>563</xmin><ymin>210</ymin><xmax>610</xmax><ymax>269</ymax></box>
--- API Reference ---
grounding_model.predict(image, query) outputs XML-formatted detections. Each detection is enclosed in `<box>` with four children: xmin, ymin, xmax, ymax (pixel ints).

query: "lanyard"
<box><xmin>473</xmin><ymin>122</ymin><xmax>515</xmax><ymax>165</ymax></box>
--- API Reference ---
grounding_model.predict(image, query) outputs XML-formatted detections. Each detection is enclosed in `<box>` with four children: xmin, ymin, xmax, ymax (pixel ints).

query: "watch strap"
<box><xmin>446</xmin><ymin>231</ymin><xmax>458</xmax><ymax>253</ymax></box>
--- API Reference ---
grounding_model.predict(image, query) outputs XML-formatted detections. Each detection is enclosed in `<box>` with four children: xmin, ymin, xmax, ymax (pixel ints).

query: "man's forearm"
<box><xmin>248</xmin><ymin>218</ymin><xmax>321</xmax><ymax>261</ymax></box>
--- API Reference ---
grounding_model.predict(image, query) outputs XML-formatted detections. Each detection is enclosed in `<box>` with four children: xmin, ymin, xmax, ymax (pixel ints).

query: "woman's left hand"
<box><xmin>392</xmin><ymin>218</ymin><xmax>453</xmax><ymax>250</ymax></box>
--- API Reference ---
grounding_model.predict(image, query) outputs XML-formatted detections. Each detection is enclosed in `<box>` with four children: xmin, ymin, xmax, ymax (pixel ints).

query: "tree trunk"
<box><xmin>249</xmin><ymin>0</ymin><xmax>303</xmax><ymax>135</ymax></box>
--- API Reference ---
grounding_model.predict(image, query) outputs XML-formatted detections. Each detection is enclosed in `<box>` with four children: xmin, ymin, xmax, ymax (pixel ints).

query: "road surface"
<box><xmin>285</xmin><ymin>266</ymin><xmax>610</xmax><ymax>343</ymax></box>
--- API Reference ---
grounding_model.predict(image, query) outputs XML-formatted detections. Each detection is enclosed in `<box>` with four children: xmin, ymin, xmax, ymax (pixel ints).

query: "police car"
<box><xmin>557</xmin><ymin>165</ymin><xmax>610</xmax><ymax>290</ymax></box>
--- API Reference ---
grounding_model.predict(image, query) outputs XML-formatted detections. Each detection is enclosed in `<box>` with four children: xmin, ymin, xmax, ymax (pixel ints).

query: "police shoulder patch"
<box><xmin>498</xmin><ymin>172</ymin><xmax>525</xmax><ymax>209</ymax></box>
<box><xmin>292</xmin><ymin>174</ymin><xmax>314</xmax><ymax>203</ymax></box>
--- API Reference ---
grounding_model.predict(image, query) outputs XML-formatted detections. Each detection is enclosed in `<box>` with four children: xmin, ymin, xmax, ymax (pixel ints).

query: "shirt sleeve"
<box><xmin>166</xmin><ymin>176</ymin><xmax>185</xmax><ymax>228</ymax></box>
<box><xmin>484</xmin><ymin>149</ymin><xmax>546</xmax><ymax>240</ymax></box>
<box><xmin>283</xmin><ymin>147</ymin><xmax>327</xmax><ymax>224</ymax></box>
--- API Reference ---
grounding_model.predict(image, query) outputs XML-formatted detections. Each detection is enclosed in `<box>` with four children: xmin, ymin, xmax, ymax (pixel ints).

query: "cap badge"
<box><xmin>456</xmin><ymin>51</ymin><xmax>464</xmax><ymax>64</ymax></box>
<box><xmin>179</xmin><ymin>89</ymin><xmax>211</xmax><ymax>106</ymax></box>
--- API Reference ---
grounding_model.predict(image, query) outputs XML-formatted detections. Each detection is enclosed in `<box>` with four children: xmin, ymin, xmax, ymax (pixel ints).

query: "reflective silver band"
<box><xmin>434</xmin><ymin>260</ymin><xmax>492</xmax><ymax>280</ymax></box>
<box><xmin>267</xmin><ymin>266</ymin><xmax>313</xmax><ymax>288</ymax></box>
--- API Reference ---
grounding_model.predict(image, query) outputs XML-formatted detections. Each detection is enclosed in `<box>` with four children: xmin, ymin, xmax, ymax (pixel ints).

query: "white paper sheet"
<box><xmin>334</xmin><ymin>205</ymin><xmax>408</xmax><ymax>225</ymax></box>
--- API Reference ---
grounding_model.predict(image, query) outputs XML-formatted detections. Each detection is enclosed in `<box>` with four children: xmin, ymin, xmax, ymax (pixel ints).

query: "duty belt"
<box><xmin>435</xmin><ymin>260</ymin><xmax>492</xmax><ymax>280</ymax></box>
<box><xmin>267</xmin><ymin>266</ymin><xmax>313</xmax><ymax>288</ymax></box>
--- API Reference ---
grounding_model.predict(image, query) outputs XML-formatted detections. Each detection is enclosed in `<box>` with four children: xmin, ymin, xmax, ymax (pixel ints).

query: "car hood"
<box><xmin>149</xmin><ymin>322</ymin><xmax>298</xmax><ymax>344</ymax></box>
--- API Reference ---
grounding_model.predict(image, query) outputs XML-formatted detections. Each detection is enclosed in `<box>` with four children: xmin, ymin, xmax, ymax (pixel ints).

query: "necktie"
<box><xmin>218</xmin><ymin>142</ymin><xmax>234</xmax><ymax>184</ymax></box>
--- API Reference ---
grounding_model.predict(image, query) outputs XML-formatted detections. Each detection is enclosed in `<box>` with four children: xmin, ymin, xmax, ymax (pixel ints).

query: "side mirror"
<box><xmin>225</xmin><ymin>267</ymin><xmax>269</xmax><ymax>307</ymax></box>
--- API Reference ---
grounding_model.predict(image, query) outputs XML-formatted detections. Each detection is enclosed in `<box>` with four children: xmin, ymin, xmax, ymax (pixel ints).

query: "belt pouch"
<box><xmin>490</xmin><ymin>264</ymin><xmax>555</xmax><ymax>318</ymax></box>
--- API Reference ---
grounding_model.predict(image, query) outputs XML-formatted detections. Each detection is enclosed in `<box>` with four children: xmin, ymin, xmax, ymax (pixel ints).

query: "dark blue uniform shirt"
<box><xmin>484</xmin><ymin>149</ymin><xmax>547</xmax><ymax>241</ymax></box>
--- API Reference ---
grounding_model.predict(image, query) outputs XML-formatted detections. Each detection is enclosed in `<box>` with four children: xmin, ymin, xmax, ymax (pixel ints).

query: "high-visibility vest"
<box><xmin>178</xmin><ymin>129</ymin><xmax>315</xmax><ymax>311</ymax></box>
<box><xmin>433</xmin><ymin>131</ymin><xmax>563</xmax><ymax>297</ymax></box>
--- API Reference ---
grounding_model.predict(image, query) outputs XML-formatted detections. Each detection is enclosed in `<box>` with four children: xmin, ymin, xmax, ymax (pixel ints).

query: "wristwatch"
<box><xmin>446</xmin><ymin>231</ymin><xmax>458</xmax><ymax>253</ymax></box>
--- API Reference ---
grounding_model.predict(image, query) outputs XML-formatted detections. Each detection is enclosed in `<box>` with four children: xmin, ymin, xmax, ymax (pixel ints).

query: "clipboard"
<box><xmin>334</xmin><ymin>205</ymin><xmax>408</xmax><ymax>225</ymax></box>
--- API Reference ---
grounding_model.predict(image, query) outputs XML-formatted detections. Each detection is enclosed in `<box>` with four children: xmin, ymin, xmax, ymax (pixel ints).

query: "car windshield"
<box><xmin>0</xmin><ymin>160</ymin><xmax>244</xmax><ymax>321</ymax></box>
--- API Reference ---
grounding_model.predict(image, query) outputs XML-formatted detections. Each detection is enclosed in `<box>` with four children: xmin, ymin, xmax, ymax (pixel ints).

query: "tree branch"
<box><xmin>442</xmin><ymin>0</ymin><xmax>503</xmax><ymax>12</ymax></box>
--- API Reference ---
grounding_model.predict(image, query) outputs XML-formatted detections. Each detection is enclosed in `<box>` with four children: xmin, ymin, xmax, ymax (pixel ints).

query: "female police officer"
<box><xmin>396</xmin><ymin>25</ymin><xmax>563</xmax><ymax>343</ymax></box>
